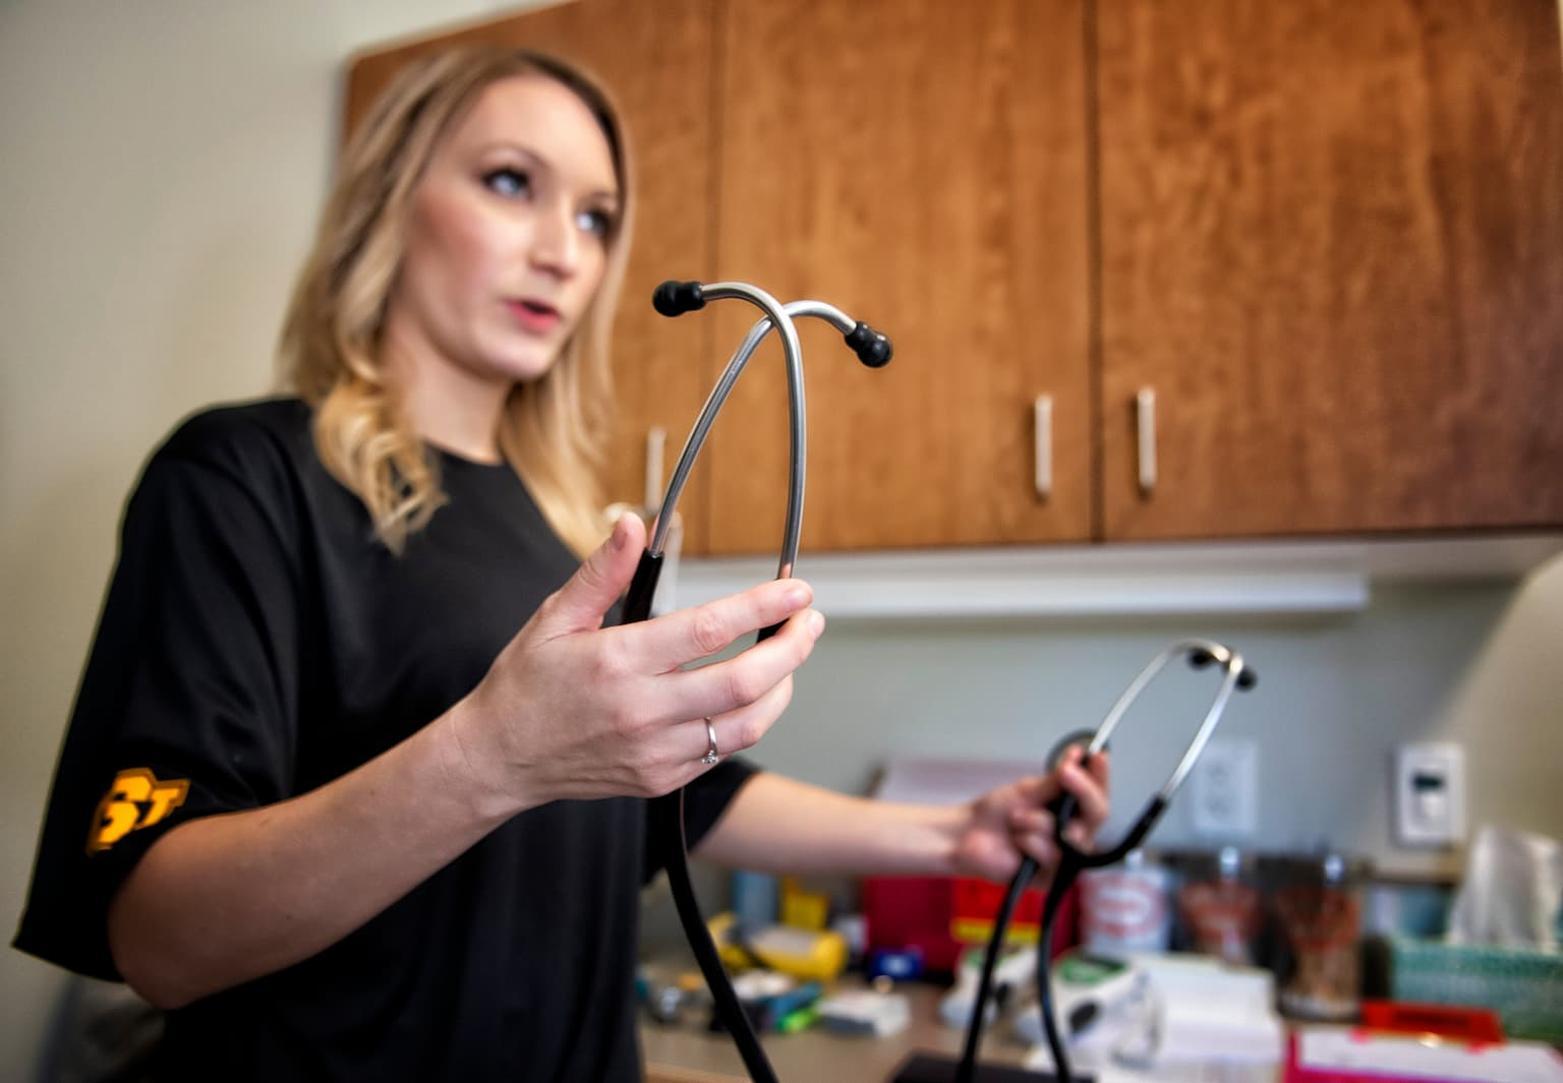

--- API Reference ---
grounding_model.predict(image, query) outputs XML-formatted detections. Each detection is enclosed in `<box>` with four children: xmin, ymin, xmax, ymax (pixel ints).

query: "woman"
<box><xmin>16</xmin><ymin>48</ymin><xmax>1110</xmax><ymax>1080</ymax></box>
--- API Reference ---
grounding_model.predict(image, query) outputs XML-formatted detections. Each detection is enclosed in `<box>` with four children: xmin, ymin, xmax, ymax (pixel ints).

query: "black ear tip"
<box><xmin>861</xmin><ymin>336</ymin><xmax>893</xmax><ymax>368</ymax></box>
<box><xmin>1189</xmin><ymin>647</ymin><xmax>1256</xmax><ymax>689</ymax></box>
<box><xmin>651</xmin><ymin>280</ymin><xmax>679</xmax><ymax>316</ymax></box>
<box><xmin>845</xmin><ymin>322</ymin><xmax>893</xmax><ymax>367</ymax></box>
<box><xmin>652</xmin><ymin>280</ymin><xmax>705</xmax><ymax>317</ymax></box>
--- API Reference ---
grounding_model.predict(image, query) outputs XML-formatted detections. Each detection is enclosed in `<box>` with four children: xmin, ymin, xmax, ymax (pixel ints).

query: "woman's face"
<box><xmin>388</xmin><ymin>73</ymin><xmax>620</xmax><ymax>386</ymax></box>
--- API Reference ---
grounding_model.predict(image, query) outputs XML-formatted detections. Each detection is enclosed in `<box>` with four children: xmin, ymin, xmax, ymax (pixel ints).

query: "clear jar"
<box><xmin>1272</xmin><ymin>851</ymin><xmax>1367</xmax><ymax>1020</ymax></box>
<box><xmin>1178</xmin><ymin>846</ymin><xmax>1262</xmax><ymax>966</ymax></box>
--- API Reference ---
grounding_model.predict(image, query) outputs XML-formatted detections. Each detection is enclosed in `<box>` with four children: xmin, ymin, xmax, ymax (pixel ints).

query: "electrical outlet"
<box><xmin>1191</xmin><ymin>738</ymin><xmax>1258</xmax><ymax>837</ymax></box>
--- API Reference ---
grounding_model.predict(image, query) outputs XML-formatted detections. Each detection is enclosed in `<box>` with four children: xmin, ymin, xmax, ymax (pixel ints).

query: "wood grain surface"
<box><xmin>703</xmin><ymin>0</ymin><xmax>1093</xmax><ymax>554</ymax></box>
<box><xmin>1096</xmin><ymin>0</ymin><xmax>1563</xmax><ymax>540</ymax></box>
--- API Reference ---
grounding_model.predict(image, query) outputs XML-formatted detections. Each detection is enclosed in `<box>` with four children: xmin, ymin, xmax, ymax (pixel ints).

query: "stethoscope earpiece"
<box><xmin>1189</xmin><ymin>644</ymin><xmax>1258</xmax><ymax>690</ymax></box>
<box><xmin>651</xmin><ymin>279</ymin><xmax>707</xmax><ymax>317</ymax></box>
<box><xmin>844</xmin><ymin>321</ymin><xmax>893</xmax><ymax>367</ymax></box>
<box><xmin>656</xmin><ymin>281</ymin><xmax>894</xmax><ymax>367</ymax></box>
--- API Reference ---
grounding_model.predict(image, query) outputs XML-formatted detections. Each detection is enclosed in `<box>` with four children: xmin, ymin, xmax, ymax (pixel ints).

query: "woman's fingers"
<box><xmin>1085</xmin><ymin>746</ymin><xmax>1111</xmax><ymax>792</ymax></box>
<box><xmin>1039</xmin><ymin>748</ymin><xmax>1110</xmax><ymax>856</ymax></box>
<box><xmin>1008</xmin><ymin>806</ymin><xmax>1051</xmax><ymax>835</ymax></box>
<box><xmin>1006</xmin><ymin>808</ymin><xmax>1061</xmax><ymax>870</ymax></box>
<box><xmin>654</xmin><ymin>676</ymin><xmax>796</xmax><ymax>795</ymax></box>
<box><xmin>1006</xmin><ymin>774</ymin><xmax>1058</xmax><ymax>807</ymax></box>
<box><xmin>534</xmin><ymin>513</ymin><xmax>647</xmax><ymax>636</ymax></box>
<box><xmin>659</xmin><ymin>607</ymin><xmax>824</xmax><ymax>720</ymax></box>
<box><xmin>1015</xmin><ymin>830</ymin><xmax>1062</xmax><ymax>872</ymax></box>
<box><xmin>706</xmin><ymin>674</ymin><xmax>795</xmax><ymax>760</ymax></box>
<box><xmin>632</xmin><ymin>579</ymin><xmax>814</xmax><ymax>672</ymax></box>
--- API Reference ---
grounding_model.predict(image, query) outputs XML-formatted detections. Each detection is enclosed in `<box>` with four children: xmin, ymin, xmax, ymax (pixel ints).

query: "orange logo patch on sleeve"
<box><xmin>86</xmin><ymin>768</ymin><xmax>190</xmax><ymax>854</ymax></box>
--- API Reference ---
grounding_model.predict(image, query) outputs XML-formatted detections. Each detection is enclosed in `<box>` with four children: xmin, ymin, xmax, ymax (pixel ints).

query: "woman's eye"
<box><xmin>577</xmin><ymin>208</ymin><xmax>614</xmax><ymax>238</ymax></box>
<box><xmin>483</xmin><ymin>167</ymin><xmax>531</xmax><ymax>198</ymax></box>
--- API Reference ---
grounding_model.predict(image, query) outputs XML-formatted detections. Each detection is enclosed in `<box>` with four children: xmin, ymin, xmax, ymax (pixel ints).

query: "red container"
<box><xmin>862</xmin><ymin>876</ymin><xmax>1079</xmax><ymax>973</ymax></box>
<box><xmin>1359</xmin><ymin>1000</ymin><xmax>1504</xmax><ymax>1044</ymax></box>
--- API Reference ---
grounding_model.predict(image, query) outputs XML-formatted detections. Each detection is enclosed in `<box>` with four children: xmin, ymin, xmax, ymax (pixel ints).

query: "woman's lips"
<box><xmin>506</xmin><ymin>299</ymin><xmax>562</xmax><ymax>334</ymax></box>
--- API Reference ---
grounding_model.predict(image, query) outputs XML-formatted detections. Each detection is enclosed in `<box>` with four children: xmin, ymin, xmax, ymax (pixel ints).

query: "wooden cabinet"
<box><xmin>343</xmin><ymin>0</ymin><xmax>725</xmax><ymax>552</ymax></box>
<box><xmin>693</xmin><ymin>0</ymin><xmax>1563</xmax><ymax>551</ymax></box>
<box><xmin>701</xmin><ymin>0</ymin><xmax>1093</xmax><ymax>553</ymax></box>
<box><xmin>346</xmin><ymin>0</ymin><xmax>1563</xmax><ymax>555</ymax></box>
<box><xmin>1096</xmin><ymin>0</ymin><xmax>1563</xmax><ymax>541</ymax></box>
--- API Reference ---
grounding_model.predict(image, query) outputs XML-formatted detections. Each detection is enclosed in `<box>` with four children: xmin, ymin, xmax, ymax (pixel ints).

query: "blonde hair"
<box><xmin>279</xmin><ymin>47</ymin><xmax>633</xmax><ymax>555</ymax></box>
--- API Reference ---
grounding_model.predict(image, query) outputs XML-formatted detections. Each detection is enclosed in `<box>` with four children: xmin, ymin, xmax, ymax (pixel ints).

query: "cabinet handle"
<box><xmin>1033</xmin><ymin>394</ymin><xmax>1053</xmax><ymax>501</ymax></box>
<box><xmin>644</xmin><ymin>426</ymin><xmax>666</xmax><ymax>512</ymax></box>
<box><xmin>1136</xmin><ymin>387</ymin><xmax>1157</xmax><ymax>495</ymax></box>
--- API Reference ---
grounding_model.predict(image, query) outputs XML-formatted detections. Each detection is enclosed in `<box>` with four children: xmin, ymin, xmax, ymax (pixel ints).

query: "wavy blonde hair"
<box><xmin>279</xmin><ymin>47</ymin><xmax>633</xmax><ymax>556</ymax></box>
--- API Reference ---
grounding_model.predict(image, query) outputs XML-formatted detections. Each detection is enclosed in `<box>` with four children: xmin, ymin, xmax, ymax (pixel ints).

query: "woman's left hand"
<box><xmin>950</xmin><ymin>746</ymin><xmax>1111</xmax><ymax>886</ymax></box>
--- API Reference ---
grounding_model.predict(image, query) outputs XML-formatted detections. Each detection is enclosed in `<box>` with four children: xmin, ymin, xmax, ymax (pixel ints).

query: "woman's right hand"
<box><xmin>445</xmin><ymin>512</ymin><xmax>824</xmax><ymax>815</ymax></box>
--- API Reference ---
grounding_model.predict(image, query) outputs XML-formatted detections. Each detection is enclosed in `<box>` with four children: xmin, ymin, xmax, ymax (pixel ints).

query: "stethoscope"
<box><xmin>955</xmin><ymin>639</ymin><xmax>1257</xmax><ymax>1083</ymax></box>
<box><xmin>620</xmin><ymin>280</ymin><xmax>1258</xmax><ymax>1083</ymax></box>
<box><xmin>619</xmin><ymin>279</ymin><xmax>891</xmax><ymax>1083</ymax></box>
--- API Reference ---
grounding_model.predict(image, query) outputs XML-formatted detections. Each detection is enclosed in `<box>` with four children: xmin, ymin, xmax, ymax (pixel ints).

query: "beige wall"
<box><xmin>3</xmin><ymin>0</ymin><xmax>1561</xmax><ymax>1073</ymax></box>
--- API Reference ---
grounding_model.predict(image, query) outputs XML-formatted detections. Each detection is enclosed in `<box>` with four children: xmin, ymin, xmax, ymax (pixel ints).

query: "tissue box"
<box><xmin>1389</xmin><ymin>936</ymin><xmax>1563</xmax><ymax>1042</ymax></box>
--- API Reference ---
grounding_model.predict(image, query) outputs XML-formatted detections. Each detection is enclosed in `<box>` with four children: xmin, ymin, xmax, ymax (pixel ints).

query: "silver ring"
<box><xmin>701</xmin><ymin>717</ymin><xmax>720</xmax><ymax>766</ymax></box>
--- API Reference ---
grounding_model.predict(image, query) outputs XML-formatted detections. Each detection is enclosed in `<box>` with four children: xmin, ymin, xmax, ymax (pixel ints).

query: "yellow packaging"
<box><xmin>780</xmin><ymin>876</ymin><xmax>831</xmax><ymax>930</ymax></box>
<box><xmin>708</xmin><ymin>912</ymin><xmax>848</xmax><ymax>984</ymax></box>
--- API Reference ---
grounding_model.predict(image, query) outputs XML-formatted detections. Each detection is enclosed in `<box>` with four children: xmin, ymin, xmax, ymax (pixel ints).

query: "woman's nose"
<box><xmin>528</xmin><ymin>200</ymin><xmax>579</xmax><ymax>278</ymax></box>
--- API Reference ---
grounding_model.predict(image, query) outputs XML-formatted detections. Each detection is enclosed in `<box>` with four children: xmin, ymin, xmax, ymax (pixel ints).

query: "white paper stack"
<box><xmin>1136</xmin><ymin>954</ymin><xmax>1285</xmax><ymax>1064</ymax></box>
<box><xmin>1297</xmin><ymin>1028</ymin><xmax>1563</xmax><ymax>1082</ymax></box>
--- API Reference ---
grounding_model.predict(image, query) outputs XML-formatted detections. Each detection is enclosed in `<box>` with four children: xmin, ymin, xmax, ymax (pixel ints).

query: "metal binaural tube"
<box><xmin>1162</xmin><ymin>642</ymin><xmax>1248</xmax><ymax>797</ymax></box>
<box><xmin>1082</xmin><ymin>639</ymin><xmax>1253</xmax><ymax>799</ymax></box>
<box><xmin>646</xmin><ymin>297</ymin><xmax>862</xmax><ymax>568</ymax></box>
<box><xmin>648</xmin><ymin>317</ymin><xmax>775</xmax><ymax>556</ymax></box>
<box><xmin>646</xmin><ymin>283</ymin><xmax>804</xmax><ymax>582</ymax></box>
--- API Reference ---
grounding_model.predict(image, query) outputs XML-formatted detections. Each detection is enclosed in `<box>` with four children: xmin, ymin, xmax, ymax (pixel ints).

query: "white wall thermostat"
<box><xmin>1394</xmin><ymin>742</ymin><xmax>1466</xmax><ymax>847</ymax></box>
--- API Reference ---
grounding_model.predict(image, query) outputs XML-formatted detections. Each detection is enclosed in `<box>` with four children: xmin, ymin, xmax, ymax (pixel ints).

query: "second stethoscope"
<box><xmin>954</xmin><ymin>640</ymin><xmax>1258</xmax><ymax>1083</ymax></box>
<box><xmin>619</xmin><ymin>278</ymin><xmax>892</xmax><ymax>1083</ymax></box>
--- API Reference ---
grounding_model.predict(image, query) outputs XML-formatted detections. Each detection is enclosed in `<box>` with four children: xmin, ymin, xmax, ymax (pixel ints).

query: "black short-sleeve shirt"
<box><xmin>15</xmin><ymin>397</ymin><xmax>756</xmax><ymax>1081</ymax></box>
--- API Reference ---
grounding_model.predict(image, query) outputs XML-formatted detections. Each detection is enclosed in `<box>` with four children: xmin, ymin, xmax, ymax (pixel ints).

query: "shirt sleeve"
<box><xmin>642</xmin><ymin>757</ymin><xmax>760</xmax><ymax>884</ymax></box>
<box><xmin>14</xmin><ymin>439</ymin><xmax>302</xmax><ymax>980</ymax></box>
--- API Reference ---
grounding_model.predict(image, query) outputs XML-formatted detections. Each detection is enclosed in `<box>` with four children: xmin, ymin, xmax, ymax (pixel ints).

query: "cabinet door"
<box><xmin>1097</xmin><ymin>0</ymin><xmax>1563</xmax><ymax>540</ymax></box>
<box><xmin>702</xmin><ymin>0</ymin><xmax>1092</xmax><ymax>554</ymax></box>
<box><xmin>344</xmin><ymin>0</ymin><xmax>721</xmax><ymax>551</ymax></box>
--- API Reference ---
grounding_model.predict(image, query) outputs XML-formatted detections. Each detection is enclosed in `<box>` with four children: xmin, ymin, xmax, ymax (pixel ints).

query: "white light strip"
<box><xmin>664</xmin><ymin>534</ymin><xmax>1563</xmax><ymax>619</ymax></box>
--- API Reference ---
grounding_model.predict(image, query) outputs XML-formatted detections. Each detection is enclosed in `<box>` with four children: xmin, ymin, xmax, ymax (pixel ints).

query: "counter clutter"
<box><xmin>636</xmin><ymin>842</ymin><xmax>1563</xmax><ymax>1083</ymax></box>
<box><xmin>639</xmin><ymin>952</ymin><xmax>1563</xmax><ymax>1083</ymax></box>
<box><xmin>638</xmin><ymin>966</ymin><xmax>1288</xmax><ymax>1083</ymax></box>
